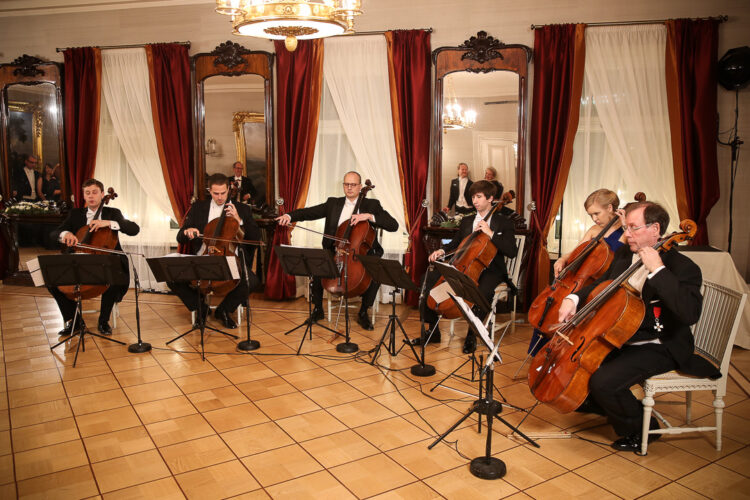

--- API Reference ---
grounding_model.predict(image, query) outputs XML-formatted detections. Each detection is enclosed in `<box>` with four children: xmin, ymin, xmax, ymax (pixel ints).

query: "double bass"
<box><xmin>527</xmin><ymin>220</ymin><xmax>697</xmax><ymax>413</ymax></box>
<box><xmin>194</xmin><ymin>184</ymin><xmax>243</xmax><ymax>297</ymax></box>
<box><xmin>426</xmin><ymin>191</ymin><xmax>515</xmax><ymax>319</ymax></box>
<box><xmin>322</xmin><ymin>180</ymin><xmax>376</xmax><ymax>298</ymax></box>
<box><xmin>528</xmin><ymin>193</ymin><xmax>646</xmax><ymax>336</ymax></box>
<box><xmin>58</xmin><ymin>187</ymin><xmax>121</xmax><ymax>301</ymax></box>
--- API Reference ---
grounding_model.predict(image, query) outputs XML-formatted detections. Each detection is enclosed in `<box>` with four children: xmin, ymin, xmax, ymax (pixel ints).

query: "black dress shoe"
<box><xmin>59</xmin><ymin>319</ymin><xmax>85</xmax><ymax>337</ymax></box>
<box><xmin>97</xmin><ymin>321</ymin><xmax>112</xmax><ymax>335</ymax></box>
<box><xmin>215</xmin><ymin>308</ymin><xmax>237</xmax><ymax>329</ymax></box>
<box><xmin>611</xmin><ymin>418</ymin><xmax>660</xmax><ymax>453</ymax></box>
<box><xmin>462</xmin><ymin>332</ymin><xmax>476</xmax><ymax>354</ymax></box>
<box><xmin>357</xmin><ymin>310</ymin><xmax>374</xmax><ymax>330</ymax></box>
<box><xmin>311</xmin><ymin>306</ymin><xmax>325</xmax><ymax>322</ymax></box>
<box><xmin>408</xmin><ymin>327</ymin><xmax>441</xmax><ymax>345</ymax></box>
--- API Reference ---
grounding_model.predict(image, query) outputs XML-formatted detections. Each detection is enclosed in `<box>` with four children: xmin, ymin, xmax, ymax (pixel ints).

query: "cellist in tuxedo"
<box><xmin>48</xmin><ymin>179</ymin><xmax>140</xmax><ymax>336</ymax></box>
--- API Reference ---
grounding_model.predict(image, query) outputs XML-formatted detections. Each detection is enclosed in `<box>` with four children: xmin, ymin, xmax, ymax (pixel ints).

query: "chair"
<box><xmin>639</xmin><ymin>281</ymin><xmax>747</xmax><ymax>455</ymax></box>
<box><xmin>448</xmin><ymin>234</ymin><xmax>525</xmax><ymax>336</ymax></box>
<box><xmin>328</xmin><ymin>292</ymin><xmax>379</xmax><ymax>329</ymax></box>
<box><xmin>83</xmin><ymin>302</ymin><xmax>119</xmax><ymax>328</ymax></box>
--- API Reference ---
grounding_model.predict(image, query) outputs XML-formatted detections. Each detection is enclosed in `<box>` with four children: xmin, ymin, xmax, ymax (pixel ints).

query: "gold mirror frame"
<box><xmin>0</xmin><ymin>55</ymin><xmax>68</xmax><ymax>203</ymax></box>
<box><xmin>193</xmin><ymin>41</ymin><xmax>274</xmax><ymax>201</ymax></box>
<box><xmin>432</xmin><ymin>31</ymin><xmax>531</xmax><ymax>216</ymax></box>
<box><xmin>233</xmin><ymin>111</ymin><xmax>265</xmax><ymax>166</ymax></box>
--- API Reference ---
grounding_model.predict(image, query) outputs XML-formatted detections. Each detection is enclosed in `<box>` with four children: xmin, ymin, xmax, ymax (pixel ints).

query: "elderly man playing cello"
<box><xmin>557</xmin><ymin>201</ymin><xmax>702</xmax><ymax>453</ymax></box>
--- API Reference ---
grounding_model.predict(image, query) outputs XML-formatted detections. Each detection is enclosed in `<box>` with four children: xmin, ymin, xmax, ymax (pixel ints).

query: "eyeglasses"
<box><xmin>343</xmin><ymin>183</ymin><xmax>361</xmax><ymax>188</ymax></box>
<box><xmin>625</xmin><ymin>223</ymin><xmax>654</xmax><ymax>233</ymax></box>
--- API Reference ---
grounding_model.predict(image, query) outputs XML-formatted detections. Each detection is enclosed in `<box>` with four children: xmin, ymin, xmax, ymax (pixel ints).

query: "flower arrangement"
<box><xmin>4</xmin><ymin>200</ymin><xmax>60</xmax><ymax>215</ymax></box>
<box><xmin>440</xmin><ymin>211</ymin><xmax>475</xmax><ymax>228</ymax></box>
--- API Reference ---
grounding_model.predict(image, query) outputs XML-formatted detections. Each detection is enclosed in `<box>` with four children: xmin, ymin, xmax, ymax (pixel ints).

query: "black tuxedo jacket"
<box><xmin>13</xmin><ymin>167</ymin><xmax>41</xmax><ymax>199</ymax></box>
<box><xmin>177</xmin><ymin>199</ymin><xmax>260</xmax><ymax>256</ymax></box>
<box><xmin>575</xmin><ymin>246</ymin><xmax>703</xmax><ymax>368</ymax></box>
<box><xmin>231</xmin><ymin>176</ymin><xmax>258</xmax><ymax>204</ymax></box>
<box><xmin>51</xmin><ymin>206</ymin><xmax>140</xmax><ymax>269</ymax></box>
<box><xmin>443</xmin><ymin>213</ymin><xmax>517</xmax><ymax>280</ymax></box>
<box><xmin>447</xmin><ymin>177</ymin><xmax>473</xmax><ymax>210</ymax></box>
<box><xmin>288</xmin><ymin>197</ymin><xmax>398</xmax><ymax>254</ymax></box>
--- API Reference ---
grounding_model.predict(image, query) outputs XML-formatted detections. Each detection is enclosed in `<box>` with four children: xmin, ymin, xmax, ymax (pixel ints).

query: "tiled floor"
<box><xmin>0</xmin><ymin>284</ymin><xmax>748</xmax><ymax>499</ymax></box>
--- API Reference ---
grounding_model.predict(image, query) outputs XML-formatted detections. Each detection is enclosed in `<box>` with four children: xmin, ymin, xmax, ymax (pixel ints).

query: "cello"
<box><xmin>194</xmin><ymin>183</ymin><xmax>243</xmax><ymax>297</ymax></box>
<box><xmin>321</xmin><ymin>180</ymin><xmax>377</xmax><ymax>298</ymax></box>
<box><xmin>527</xmin><ymin>219</ymin><xmax>697</xmax><ymax>413</ymax></box>
<box><xmin>528</xmin><ymin>193</ymin><xmax>645</xmax><ymax>336</ymax></box>
<box><xmin>426</xmin><ymin>191</ymin><xmax>515</xmax><ymax>319</ymax></box>
<box><xmin>58</xmin><ymin>187</ymin><xmax>121</xmax><ymax>301</ymax></box>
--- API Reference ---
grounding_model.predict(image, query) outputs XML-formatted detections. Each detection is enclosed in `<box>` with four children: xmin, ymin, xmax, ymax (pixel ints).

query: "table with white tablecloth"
<box><xmin>678</xmin><ymin>248</ymin><xmax>750</xmax><ymax>349</ymax></box>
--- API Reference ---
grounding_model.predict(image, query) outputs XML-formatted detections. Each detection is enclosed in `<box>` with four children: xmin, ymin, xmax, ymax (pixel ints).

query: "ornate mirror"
<box><xmin>0</xmin><ymin>55</ymin><xmax>67</xmax><ymax>204</ymax></box>
<box><xmin>432</xmin><ymin>31</ymin><xmax>531</xmax><ymax>217</ymax></box>
<box><xmin>194</xmin><ymin>41</ymin><xmax>273</xmax><ymax>206</ymax></box>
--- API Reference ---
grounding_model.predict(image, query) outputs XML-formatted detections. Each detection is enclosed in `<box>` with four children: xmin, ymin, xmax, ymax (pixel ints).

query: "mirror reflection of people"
<box><xmin>443</xmin><ymin>162</ymin><xmax>473</xmax><ymax>215</ymax></box>
<box><xmin>231</xmin><ymin>161</ymin><xmax>258</xmax><ymax>205</ymax></box>
<box><xmin>12</xmin><ymin>154</ymin><xmax>41</xmax><ymax>200</ymax></box>
<box><xmin>170</xmin><ymin>173</ymin><xmax>261</xmax><ymax>329</ymax></box>
<box><xmin>37</xmin><ymin>162</ymin><xmax>62</xmax><ymax>202</ymax></box>
<box><xmin>276</xmin><ymin>171</ymin><xmax>399</xmax><ymax>330</ymax></box>
<box><xmin>48</xmin><ymin>179</ymin><xmax>140</xmax><ymax>336</ymax></box>
<box><xmin>413</xmin><ymin>180</ymin><xmax>517</xmax><ymax>352</ymax></box>
<box><xmin>484</xmin><ymin>166</ymin><xmax>504</xmax><ymax>200</ymax></box>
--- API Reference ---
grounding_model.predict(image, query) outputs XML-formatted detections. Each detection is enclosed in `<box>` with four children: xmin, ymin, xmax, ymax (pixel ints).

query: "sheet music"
<box><xmin>158</xmin><ymin>254</ymin><xmax>240</xmax><ymax>279</ymax></box>
<box><xmin>450</xmin><ymin>294</ymin><xmax>502</xmax><ymax>364</ymax></box>
<box><xmin>27</xmin><ymin>258</ymin><xmax>44</xmax><ymax>287</ymax></box>
<box><xmin>429</xmin><ymin>281</ymin><xmax>455</xmax><ymax>303</ymax></box>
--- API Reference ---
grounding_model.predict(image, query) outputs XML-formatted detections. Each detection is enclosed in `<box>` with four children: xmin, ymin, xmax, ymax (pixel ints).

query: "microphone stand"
<box><xmin>127</xmin><ymin>253</ymin><xmax>151</xmax><ymax>353</ymax></box>
<box><xmin>410</xmin><ymin>263</ymin><xmax>436</xmax><ymax>376</ymax></box>
<box><xmin>237</xmin><ymin>245</ymin><xmax>260</xmax><ymax>351</ymax></box>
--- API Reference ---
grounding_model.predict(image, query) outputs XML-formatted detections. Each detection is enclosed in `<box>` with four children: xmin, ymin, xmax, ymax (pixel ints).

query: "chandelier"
<box><xmin>215</xmin><ymin>0</ymin><xmax>363</xmax><ymax>52</ymax></box>
<box><xmin>442</xmin><ymin>101</ymin><xmax>477</xmax><ymax>130</ymax></box>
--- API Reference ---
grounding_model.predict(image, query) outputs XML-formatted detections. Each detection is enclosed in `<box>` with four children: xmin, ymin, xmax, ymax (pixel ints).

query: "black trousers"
<box><xmin>311</xmin><ymin>276</ymin><xmax>379</xmax><ymax>313</ymax></box>
<box><xmin>168</xmin><ymin>270</ymin><xmax>259</xmax><ymax>314</ymax></box>
<box><xmin>48</xmin><ymin>283</ymin><xmax>127</xmax><ymax>324</ymax></box>
<box><xmin>588</xmin><ymin>343</ymin><xmax>677</xmax><ymax>437</ymax></box>
<box><xmin>419</xmin><ymin>265</ymin><xmax>501</xmax><ymax>332</ymax></box>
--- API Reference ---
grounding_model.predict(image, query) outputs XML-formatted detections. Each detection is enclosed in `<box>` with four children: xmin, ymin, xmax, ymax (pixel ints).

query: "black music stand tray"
<box><xmin>355</xmin><ymin>255</ymin><xmax>424</xmax><ymax>367</ymax></box>
<box><xmin>428</xmin><ymin>291</ymin><xmax>538</xmax><ymax>480</ymax></box>
<box><xmin>148</xmin><ymin>255</ymin><xmax>238</xmax><ymax>361</ymax></box>
<box><xmin>274</xmin><ymin>245</ymin><xmax>349</xmax><ymax>355</ymax></box>
<box><xmin>41</xmin><ymin>254</ymin><xmax>127</xmax><ymax>367</ymax></box>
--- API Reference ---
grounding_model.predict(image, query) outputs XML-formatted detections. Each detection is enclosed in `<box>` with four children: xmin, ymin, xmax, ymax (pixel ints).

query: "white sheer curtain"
<box><xmin>292</xmin><ymin>35</ymin><xmax>408</xmax><ymax>300</ymax></box>
<box><xmin>553</xmin><ymin>25</ymin><xmax>679</xmax><ymax>255</ymax></box>
<box><xmin>95</xmin><ymin>48</ymin><xmax>175</xmax><ymax>290</ymax></box>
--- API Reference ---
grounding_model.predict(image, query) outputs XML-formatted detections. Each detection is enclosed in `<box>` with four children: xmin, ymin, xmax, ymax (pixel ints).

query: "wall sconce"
<box><xmin>206</xmin><ymin>138</ymin><xmax>220</xmax><ymax>156</ymax></box>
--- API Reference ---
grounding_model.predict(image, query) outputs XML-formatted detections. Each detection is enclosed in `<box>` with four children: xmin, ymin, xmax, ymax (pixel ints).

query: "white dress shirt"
<box><xmin>456</xmin><ymin>177</ymin><xmax>470</xmax><ymax>209</ymax></box>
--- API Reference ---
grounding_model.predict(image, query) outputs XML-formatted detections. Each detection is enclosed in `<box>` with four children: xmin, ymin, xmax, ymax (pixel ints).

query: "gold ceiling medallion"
<box><xmin>215</xmin><ymin>0</ymin><xmax>363</xmax><ymax>52</ymax></box>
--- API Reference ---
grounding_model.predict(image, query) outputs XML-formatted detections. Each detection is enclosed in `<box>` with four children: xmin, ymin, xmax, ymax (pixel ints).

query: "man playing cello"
<box><xmin>557</xmin><ymin>201</ymin><xmax>702</xmax><ymax>452</ymax></box>
<box><xmin>413</xmin><ymin>180</ymin><xmax>517</xmax><ymax>352</ymax></box>
<box><xmin>49</xmin><ymin>179</ymin><xmax>140</xmax><ymax>336</ymax></box>
<box><xmin>275</xmin><ymin>171</ymin><xmax>398</xmax><ymax>330</ymax></box>
<box><xmin>170</xmin><ymin>173</ymin><xmax>260</xmax><ymax>329</ymax></box>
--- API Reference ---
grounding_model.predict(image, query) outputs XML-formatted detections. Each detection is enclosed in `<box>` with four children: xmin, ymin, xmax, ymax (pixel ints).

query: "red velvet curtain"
<box><xmin>385</xmin><ymin>30</ymin><xmax>431</xmax><ymax>306</ymax></box>
<box><xmin>145</xmin><ymin>43</ymin><xmax>194</xmax><ymax>224</ymax></box>
<box><xmin>63</xmin><ymin>47</ymin><xmax>102</xmax><ymax>206</ymax></box>
<box><xmin>265</xmin><ymin>39</ymin><xmax>324</xmax><ymax>299</ymax></box>
<box><xmin>665</xmin><ymin>19</ymin><xmax>720</xmax><ymax>245</ymax></box>
<box><xmin>527</xmin><ymin>24</ymin><xmax>586</xmax><ymax>302</ymax></box>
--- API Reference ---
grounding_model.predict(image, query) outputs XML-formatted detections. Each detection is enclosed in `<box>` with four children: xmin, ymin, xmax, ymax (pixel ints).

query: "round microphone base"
<box><xmin>336</xmin><ymin>342</ymin><xmax>358</xmax><ymax>353</ymax></box>
<box><xmin>469</xmin><ymin>456</ymin><xmax>506</xmax><ymax>480</ymax></box>
<box><xmin>237</xmin><ymin>339</ymin><xmax>261</xmax><ymax>351</ymax></box>
<box><xmin>410</xmin><ymin>363</ymin><xmax>436</xmax><ymax>377</ymax></box>
<box><xmin>128</xmin><ymin>342</ymin><xmax>152</xmax><ymax>353</ymax></box>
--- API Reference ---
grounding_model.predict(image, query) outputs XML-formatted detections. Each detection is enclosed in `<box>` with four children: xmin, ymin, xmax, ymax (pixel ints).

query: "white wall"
<box><xmin>1</xmin><ymin>0</ymin><xmax>748</xmax><ymax>278</ymax></box>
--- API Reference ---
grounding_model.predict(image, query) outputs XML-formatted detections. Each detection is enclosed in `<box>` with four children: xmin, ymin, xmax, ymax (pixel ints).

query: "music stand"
<box><xmin>147</xmin><ymin>255</ymin><xmax>238</xmax><ymax>361</ymax></box>
<box><xmin>355</xmin><ymin>255</ymin><xmax>426</xmax><ymax>369</ymax></box>
<box><xmin>40</xmin><ymin>254</ymin><xmax>127</xmax><ymax>367</ymax></box>
<box><xmin>428</xmin><ymin>292</ymin><xmax>538</xmax><ymax>480</ymax></box>
<box><xmin>274</xmin><ymin>246</ymin><xmax>351</xmax><ymax>354</ymax></box>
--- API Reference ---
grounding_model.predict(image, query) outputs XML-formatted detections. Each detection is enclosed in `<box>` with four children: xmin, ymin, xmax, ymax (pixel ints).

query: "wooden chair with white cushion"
<box><xmin>640</xmin><ymin>281</ymin><xmax>747</xmax><ymax>455</ymax></box>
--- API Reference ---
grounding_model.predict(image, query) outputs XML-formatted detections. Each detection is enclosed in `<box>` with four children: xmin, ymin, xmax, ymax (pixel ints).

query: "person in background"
<box><xmin>38</xmin><ymin>162</ymin><xmax>62</xmax><ymax>202</ymax></box>
<box><xmin>444</xmin><ymin>162</ymin><xmax>473</xmax><ymax>215</ymax></box>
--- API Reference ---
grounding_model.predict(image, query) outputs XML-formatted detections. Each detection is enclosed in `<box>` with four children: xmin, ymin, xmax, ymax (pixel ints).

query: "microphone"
<box><xmin>421</xmin><ymin>199</ymin><xmax>429</xmax><ymax>208</ymax></box>
<box><xmin>527</xmin><ymin>201</ymin><xmax>537</xmax><ymax>212</ymax></box>
<box><xmin>276</xmin><ymin>198</ymin><xmax>284</xmax><ymax>206</ymax></box>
